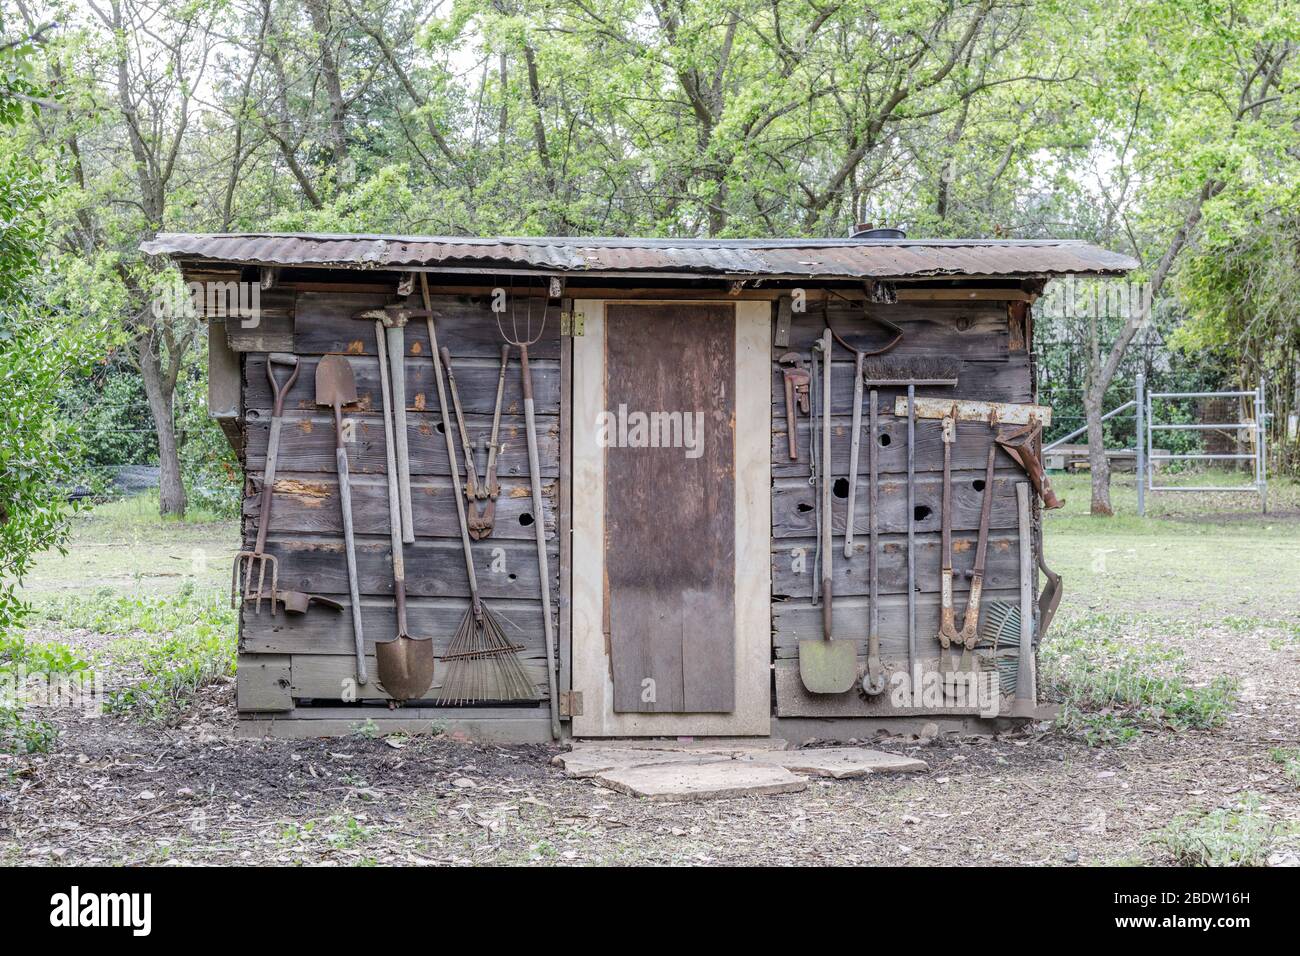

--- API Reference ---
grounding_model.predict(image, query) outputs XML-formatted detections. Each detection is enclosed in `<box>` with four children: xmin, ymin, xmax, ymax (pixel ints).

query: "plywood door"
<box><xmin>604</xmin><ymin>304</ymin><xmax>736</xmax><ymax>713</ymax></box>
<box><xmin>571</xmin><ymin>300</ymin><xmax>771</xmax><ymax>737</ymax></box>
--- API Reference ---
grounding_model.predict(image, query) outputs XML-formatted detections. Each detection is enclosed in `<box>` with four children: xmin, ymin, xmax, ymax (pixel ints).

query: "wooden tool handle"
<box><xmin>336</xmin><ymin>445</ymin><xmax>367</xmax><ymax>683</ymax></box>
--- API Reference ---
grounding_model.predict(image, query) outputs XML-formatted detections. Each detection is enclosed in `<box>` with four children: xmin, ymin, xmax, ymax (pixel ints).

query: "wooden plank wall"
<box><xmin>235</xmin><ymin>291</ymin><xmax>561</xmax><ymax>712</ymax></box>
<box><xmin>771</xmin><ymin>297</ymin><xmax>1035</xmax><ymax>717</ymax></box>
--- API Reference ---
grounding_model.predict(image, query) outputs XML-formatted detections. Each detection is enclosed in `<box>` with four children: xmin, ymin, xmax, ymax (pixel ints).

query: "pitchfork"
<box><xmin>232</xmin><ymin>353</ymin><xmax>300</xmax><ymax>615</ymax></box>
<box><xmin>494</xmin><ymin>280</ymin><xmax>560</xmax><ymax>735</ymax></box>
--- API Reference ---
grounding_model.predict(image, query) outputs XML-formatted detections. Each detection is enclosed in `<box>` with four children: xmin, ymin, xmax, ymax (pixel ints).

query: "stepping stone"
<box><xmin>593</xmin><ymin>762</ymin><xmax>807</xmax><ymax>802</ymax></box>
<box><xmin>552</xmin><ymin>748</ymin><xmax>731</xmax><ymax>779</ymax></box>
<box><xmin>742</xmin><ymin>748</ymin><xmax>928</xmax><ymax>779</ymax></box>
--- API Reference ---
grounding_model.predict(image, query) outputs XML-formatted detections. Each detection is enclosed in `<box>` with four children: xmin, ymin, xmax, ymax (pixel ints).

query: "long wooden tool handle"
<box><xmin>819</xmin><ymin>330</ymin><xmax>833</xmax><ymax>639</ymax></box>
<box><xmin>253</xmin><ymin>414</ymin><xmax>283</xmax><ymax>555</ymax></box>
<box><xmin>521</xmin><ymin>344</ymin><xmax>561</xmax><ymax>741</ymax></box>
<box><xmin>385</xmin><ymin>325</ymin><xmax>416</xmax><ymax>544</ymax></box>
<box><xmin>906</xmin><ymin>384</ymin><xmax>916</xmax><ymax>670</ymax></box>
<box><xmin>1015</xmin><ymin>482</ymin><xmax>1035</xmax><ymax>707</ymax></box>
<box><xmin>868</xmin><ymin>389</ymin><xmax>879</xmax><ymax>646</ymax></box>
<box><xmin>420</xmin><ymin>277</ymin><xmax>482</xmax><ymax>610</ymax></box>
<box><xmin>336</xmin><ymin>439</ymin><xmax>367</xmax><ymax>683</ymax></box>
<box><xmin>784</xmin><ymin>374</ymin><xmax>798</xmax><ymax>460</ymax></box>
<box><xmin>844</xmin><ymin>351</ymin><xmax>864</xmax><ymax>558</ymax></box>
<box><xmin>484</xmin><ymin>344</ymin><xmax>509</xmax><ymax>495</ymax></box>
<box><xmin>441</xmin><ymin>346</ymin><xmax>480</xmax><ymax>499</ymax></box>
<box><xmin>374</xmin><ymin>322</ymin><xmax>405</xmax><ymax>652</ymax></box>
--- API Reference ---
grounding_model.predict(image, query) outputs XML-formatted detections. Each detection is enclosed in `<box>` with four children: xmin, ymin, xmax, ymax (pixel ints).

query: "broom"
<box><xmin>419</xmin><ymin>274</ymin><xmax>538</xmax><ymax>705</ymax></box>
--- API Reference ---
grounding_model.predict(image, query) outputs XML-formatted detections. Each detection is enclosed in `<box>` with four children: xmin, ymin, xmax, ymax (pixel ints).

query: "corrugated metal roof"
<box><xmin>140</xmin><ymin>232</ymin><xmax>1138</xmax><ymax>278</ymax></box>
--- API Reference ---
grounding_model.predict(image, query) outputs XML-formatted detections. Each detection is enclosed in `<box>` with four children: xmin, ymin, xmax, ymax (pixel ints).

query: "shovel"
<box><xmin>799</xmin><ymin>329</ymin><xmax>857</xmax><ymax>694</ymax></box>
<box><xmin>372</xmin><ymin>328</ymin><xmax>435</xmax><ymax>702</ymax></box>
<box><xmin>315</xmin><ymin>355</ymin><xmax>368</xmax><ymax>686</ymax></box>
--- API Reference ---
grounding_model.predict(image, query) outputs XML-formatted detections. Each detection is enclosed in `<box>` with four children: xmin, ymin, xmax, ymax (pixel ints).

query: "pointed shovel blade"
<box><xmin>315</xmin><ymin>354</ymin><xmax>358</xmax><ymax>408</ymax></box>
<box><xmin>376</xmin><ymin>637</ymin><xmax>435</xmax><ymax>702</ymax></box>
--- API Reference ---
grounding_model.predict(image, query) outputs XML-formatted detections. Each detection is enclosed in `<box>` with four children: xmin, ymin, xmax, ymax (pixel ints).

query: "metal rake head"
<box><xmin>231</xmin><ymin>551</ymin><xmax>278</xmax><ymax>617</ymax></box>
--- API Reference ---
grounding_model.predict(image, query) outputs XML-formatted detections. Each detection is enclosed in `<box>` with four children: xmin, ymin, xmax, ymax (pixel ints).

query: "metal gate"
<box><xmin>1138</xmin><ymin>375</ymin><xmax>1269</xmax><ymax>514</ymax></box>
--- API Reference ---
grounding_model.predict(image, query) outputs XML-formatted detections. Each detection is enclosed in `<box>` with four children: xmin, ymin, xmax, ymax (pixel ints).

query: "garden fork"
<box><xmin>232</xmin><ymin>352</ymin><xmax>300</xmax><ymax>616</ymax></box>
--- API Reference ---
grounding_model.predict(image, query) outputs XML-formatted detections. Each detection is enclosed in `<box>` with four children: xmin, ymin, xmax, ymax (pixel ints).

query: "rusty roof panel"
<box><xmin>140</xmin><ymin>232</ymin><xmax>1138</xmax><ymax>278</ymax></box>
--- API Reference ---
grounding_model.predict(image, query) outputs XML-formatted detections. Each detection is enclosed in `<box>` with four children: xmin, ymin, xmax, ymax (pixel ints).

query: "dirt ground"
<box><xmin>3</xmin><ymin>475</ymin><xmax>1299</xmax><ymax>866</ymax></box>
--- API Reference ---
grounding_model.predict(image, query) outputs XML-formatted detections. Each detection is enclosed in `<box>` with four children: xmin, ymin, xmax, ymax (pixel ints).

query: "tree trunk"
<box><xmin>138</xmin><ymin>341</ymin><xmax>186</xmax><ymax>517</ymax></box>
<box><xmin>1083</xmin><ymin>387</ymin><xmax>1112</xmax><ymax>515</ymax></box>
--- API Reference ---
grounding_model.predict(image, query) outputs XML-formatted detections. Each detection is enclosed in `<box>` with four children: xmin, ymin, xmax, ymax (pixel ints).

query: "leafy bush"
<box><xmin>1041</xmin><ymin>613</ymin><xmax>1238</xmax><ymax>745</ymax></box>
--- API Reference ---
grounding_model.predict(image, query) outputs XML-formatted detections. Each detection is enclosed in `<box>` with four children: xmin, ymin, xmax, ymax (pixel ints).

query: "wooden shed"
<box><xmin>141</xmin><ymin>232</ymin><xmax>1136</xmax><ymax>742</ymax></box>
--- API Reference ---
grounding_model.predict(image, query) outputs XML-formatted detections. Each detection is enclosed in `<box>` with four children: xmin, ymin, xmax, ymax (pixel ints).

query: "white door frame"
<box><xmin>570</xmin><ymin>299</ymin><xmax>772</xmax><ymax>737</ymax></box>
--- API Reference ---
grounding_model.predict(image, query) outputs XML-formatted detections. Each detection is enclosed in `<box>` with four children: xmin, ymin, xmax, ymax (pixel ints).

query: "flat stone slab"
<box><xmin>552</xmin><ymin>748</ymin><xmax>730</xmax><ymax>779</ymax></box>
<box><xmin>593</xmin><ymin>762</ymin><xmax>807</xmax><ymax>801</ymax></box>
<box><xmin>741</xmin><ymin>748</ymin><xmax>928</xmax><ymax>779</ymax></box>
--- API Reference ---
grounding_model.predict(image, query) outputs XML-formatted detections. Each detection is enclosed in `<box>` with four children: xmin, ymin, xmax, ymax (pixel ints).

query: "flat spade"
<box><xmin>315</xmin><ymin>355</ymin><xmax>370</xmax><ymax>687</ymax></box>
<box><xmin>799</xmin><ymin>329</ymin><xmax>858</xmax><ymax>694</ymax></box>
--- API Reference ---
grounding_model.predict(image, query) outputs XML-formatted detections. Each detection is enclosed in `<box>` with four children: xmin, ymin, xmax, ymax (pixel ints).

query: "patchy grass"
<box><xmin>22</xmin><ymin>581</ymin><xmax>236</xmax><ymax>727</ymax></box>
<box><xmin>19</xmin><ymin>494</ymin><xmax>238</xmax><ymax>599</ymax></box>
<box><xmin>1270</xmin><ymin>748</ymin><xmax>1300</xmax><ymax>789</ymax></box>
<box><xmin>1040</xmin><ymin>613</ymin><xmax>1238</xmax><ymax>745</ymax></box>
<box><xmin>30</xmin><ymin>582</ymin><xmax>227</xmax><ymax>636</ymax></box>
<box><xmin>1152</xmin><ymin>794</ymin><xmax>1289</xmax><ymax>866</ymax></box>
<box><xmin>98</xmin><ymin>590</ymin><xmax>236</xmax><ymax>725</ymax></box>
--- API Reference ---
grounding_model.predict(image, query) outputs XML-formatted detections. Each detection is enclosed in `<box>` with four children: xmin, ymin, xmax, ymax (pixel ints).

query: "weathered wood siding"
<box><xmin>771</xmin><ymin>298</ymin><xmax>1035</xmax><ymax>717</ymax></box>
<box><xmin>234</xmin><ymin>291</ymin><xmax>560</xmax><ymax>713</ymax></box>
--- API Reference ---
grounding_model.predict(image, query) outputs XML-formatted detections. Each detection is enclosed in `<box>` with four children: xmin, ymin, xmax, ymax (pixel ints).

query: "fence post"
<box><xmin>1256</xmin><ymin>380</ymin><xmax>1268</xmax><ymax>514</ymax></box>
<box><xmin>1135</xmin><ymin>373</ymin><xmax>1146</xmax><ymax>517</ymax></box>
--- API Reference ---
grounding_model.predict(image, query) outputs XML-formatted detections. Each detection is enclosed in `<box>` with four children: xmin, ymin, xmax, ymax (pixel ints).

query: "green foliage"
<box><xmin>1269</xmin><ymin>748</ymin><xmax>1300</xmax><ymax>789</ymax></box>
<box><xmin>1041</xmin><ymin>613</ymin><xmax>1239</xmax><ymax>745</ymax></box>
<box><xmin>175</xmin><ymin>353</ymin><xmax>240</xmax><ymax>517</ymax></box>
<box><xmin>96</xmin><ymin>586</ymin><xmax>236</xmax><ymax>725</ymax></box>
<box><xmin>0</xmin><ymin>627</ymin><xmax>89</xmax><ymax>755</ymax></box>
<box><xmin>0</xmin><ymin>24</ymin><xmax>108</xmax><ymax>641</ymax></box>
<box><xmin>1153</xmin><ymin>794</ymin><xmax>1287</xmax><ymax>867</ymax></box>
<box><xmin>33</xmin><ymin>583</ymin><xmax>236</xmax><ymax>725</ymax></box>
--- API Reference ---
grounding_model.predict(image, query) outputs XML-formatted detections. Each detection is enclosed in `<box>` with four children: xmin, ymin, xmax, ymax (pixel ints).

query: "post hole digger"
<box><xmin>442</xmin><ymin>344</ymin><xmax>508</xmax><ymax>540</ymax></box>
<box><xmin>232</xmin><ymin>353</ymin><xmax>299</xmax><ymax>615</ymax></box>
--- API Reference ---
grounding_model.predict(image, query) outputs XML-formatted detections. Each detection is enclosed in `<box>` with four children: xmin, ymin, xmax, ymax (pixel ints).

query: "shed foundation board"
<box><xmin>593</xmin><ymin>762</ymin><xmax>807</xmax><ymax>801</ymax></box>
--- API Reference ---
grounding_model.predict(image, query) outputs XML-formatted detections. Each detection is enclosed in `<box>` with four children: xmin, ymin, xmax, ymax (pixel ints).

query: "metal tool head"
<box><xmin>315</xmin><ymin>354</ymin><xmax>357</xmax><ymax>408</ymax></box>
<box><xmin>232</xmin><ymin>550</ymin><xmax>278</xmax><ymax>617</ymax></box>
<box><xmin>277</xmin><ymin>591</ymin><xmax>345</xmax><ymax>615</ymax></box>
<box><xmin>798</xmin><ymin>639</ymin><xmax>859</xmax><ymax>694</ymax></box>
<box><xmin>376</xmin><ymin>637</ymin><xmax>436</xmax><ymax>703</ymax></box>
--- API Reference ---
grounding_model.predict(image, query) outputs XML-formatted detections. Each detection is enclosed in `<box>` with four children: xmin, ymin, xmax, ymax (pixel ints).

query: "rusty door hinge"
<box><xmin>558</xmin><ymin>690</ymin><xmax>584</xmax><ymax>717</ymax></box>
<box><xmin>560</xmin><ymin>310</ymin><xmax>585</xmax><ymax>337</ymax></box>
